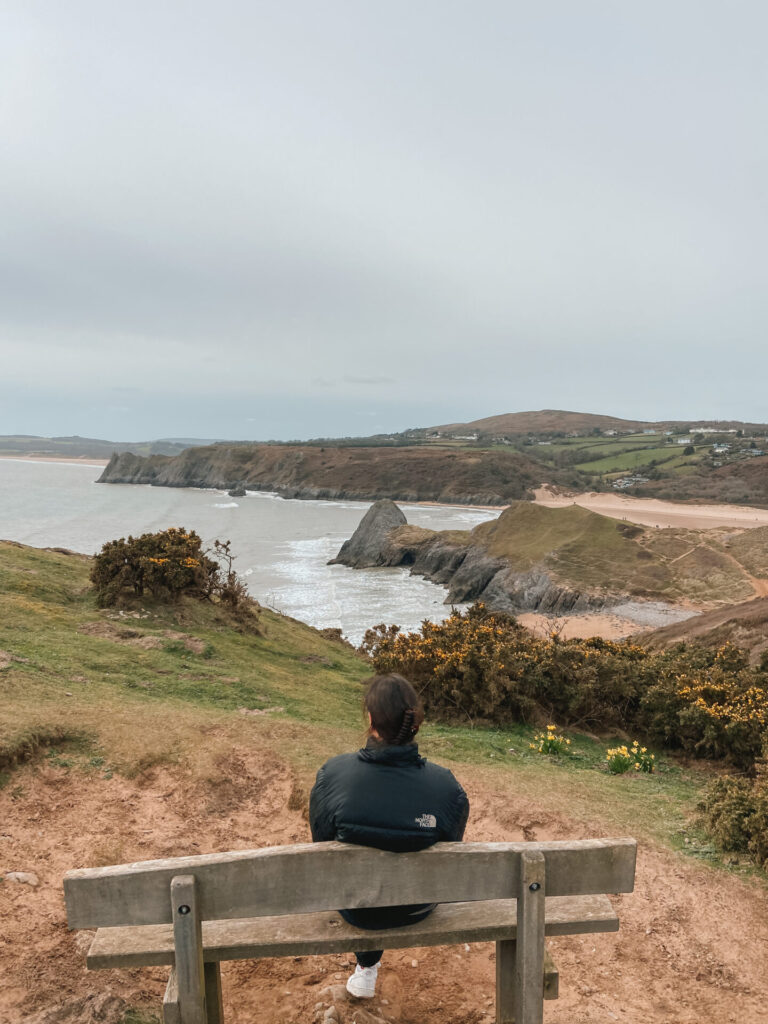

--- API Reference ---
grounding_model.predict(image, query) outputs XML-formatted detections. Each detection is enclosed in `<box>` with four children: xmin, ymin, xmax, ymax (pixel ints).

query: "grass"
<box><xmin>574</xmin><ymin>446</ymin><xmax>681</xmax><ymax>474</ymax></box>
<box><xmin>0</xmin><ymin>539</ymin><xmax>751</xmax><ymax>874</ymax></box>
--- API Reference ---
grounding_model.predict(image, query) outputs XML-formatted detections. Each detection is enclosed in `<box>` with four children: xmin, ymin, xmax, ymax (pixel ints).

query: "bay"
<box><xmin>0</xmin><ymin>459</ymin><xmax>497</xmax><ymax>644</ymax></box>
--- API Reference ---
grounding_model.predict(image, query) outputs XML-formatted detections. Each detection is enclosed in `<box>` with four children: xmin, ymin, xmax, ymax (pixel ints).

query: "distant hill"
<box><xmin>0</xmin><ymin>435</ymin><xmax>224</xmax><ymax>459</ymax></box>
<box><xmin>430</xmin><ymin>408</ymin><xmax>768</xmax><ymax>437</ymax></box>
<box><xmin>432</xmin><ymin>409</ymin><xmax>647</xmax><ymax>435</ymax></box>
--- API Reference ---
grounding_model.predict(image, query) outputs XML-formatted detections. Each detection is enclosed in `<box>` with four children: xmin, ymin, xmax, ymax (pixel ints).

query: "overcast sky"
<box><xmin>1</xmin><ymin>2</ymin><xmax>767</xmax><ymax>440</ymax></box>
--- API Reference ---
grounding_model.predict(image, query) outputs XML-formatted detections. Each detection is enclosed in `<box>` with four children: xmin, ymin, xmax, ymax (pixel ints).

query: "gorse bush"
<box><xmin>362</xmin><ymin>605</ymin><xmax>768</xmax><ymax>770</ymax></box>
<box><xmin>90</xmin><ymin>529</ymin><xmax>256</xmax><ymax>623</ymax></box>
<box><xmin>700</xmin><ymin>768</ymin><xmax>768</xmax><ymax>867</ymax></box>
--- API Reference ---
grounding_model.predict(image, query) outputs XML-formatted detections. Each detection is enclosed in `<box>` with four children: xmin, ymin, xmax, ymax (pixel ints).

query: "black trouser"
<box><xmin>340</xmin><ymin>903</ymin><xmax>437</xmax><ymax>968</ymax></box>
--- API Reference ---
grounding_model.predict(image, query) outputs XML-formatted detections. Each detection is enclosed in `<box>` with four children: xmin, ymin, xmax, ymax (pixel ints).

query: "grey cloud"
<box><xmin>342</xmin><ymin>377</ymin><xmax>396</xmax><ymax>386</ymax></box>
<box><xmin>1</xmin><ymin>1</ymin><xmax>767</xmax><ymax>438</ymax></box>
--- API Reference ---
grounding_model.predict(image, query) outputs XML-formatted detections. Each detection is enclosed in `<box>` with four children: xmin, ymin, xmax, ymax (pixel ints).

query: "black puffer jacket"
<box><xmin>309</xmin><ymin>739</ymin><xmax>469</xmax><ymax>853</ymax></box>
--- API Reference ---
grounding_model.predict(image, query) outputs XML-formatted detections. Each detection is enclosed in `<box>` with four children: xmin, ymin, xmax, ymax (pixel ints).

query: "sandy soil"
<box><xmin>534</xmin><ymin>487</ymin><xmax>768</xmax><ymax>531</ymax></box>
<box><xmin>515</xmin><ymin>613</ymin><xmax>644</xmax><ymax>641</ymax></box>
<box><xmin>0</xmin><ymin>456</ymin><xmax>109</xmax><ymax>467</ymax></box>
<box><xmin>1</xmin><ymin>741</ymin><xmax>766</xmax><ymax>1024</ymax></box>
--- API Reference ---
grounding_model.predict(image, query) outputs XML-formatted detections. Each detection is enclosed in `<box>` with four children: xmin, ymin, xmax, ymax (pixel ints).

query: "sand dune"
<box><xmin>535</xmin><ymin>486</ymin><xmax>768</xmax><ymax>530</ymax></box>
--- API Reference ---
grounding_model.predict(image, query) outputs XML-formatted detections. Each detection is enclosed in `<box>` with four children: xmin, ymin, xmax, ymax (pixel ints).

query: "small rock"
<box><xmin>318</xmin><ymin>984</ymin><xmax>349</xmax><ymax>1004</ymax></box>
<box><xmin>64</xmin><ymin>691</ymin><xmax>73</xmax><ymax>696</ymax></box>
<box><xmin>3</xmin><ymin>871</ymin><xmax>39</xmax><ymax>887</ymax></box>
<box><xmin>464</xmin><ymin>943</ymin><xmax>471</xmax><ymax>952</ymax></box>
<box><xmin>314</xmin><ymin>1003</ymin><xmax>326</xmax><ymax>1012</ymax></box>
<box><xmin>410</xmin><ymin>959</ymin><xmax>418</xmax><ymax>968</ymax></box>
<box><xmin>323</xmin><ymin>1008</ymin><xmax>340</xmax><ymax>1024</ymax></box>
<box><xmin>333</xmin><ymin>972</ymin><xmax>343</xmax><ymax>980</ymax></box>
<box><xmin>74</xmin><ymin>931</ymin><xmax>95</xmax><ymax>954</ymax></box>
<box><xmin>349</xmin><ymin>1009</ymin><xmax>386</xmax><ymax>1024</ymax></box>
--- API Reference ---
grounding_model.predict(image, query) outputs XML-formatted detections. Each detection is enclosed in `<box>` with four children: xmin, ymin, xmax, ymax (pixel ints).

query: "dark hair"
<box><xmin>364</xmin><ymin>673</ymin><xmax>425</xmax><ymax>746</ymax></box>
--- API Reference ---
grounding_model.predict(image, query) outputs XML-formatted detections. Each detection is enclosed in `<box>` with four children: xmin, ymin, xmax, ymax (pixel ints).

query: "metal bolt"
<box><xmin>178</xmin><ymin>905</ymin><xmax>191</xmax><ymax>915</ymax></box>
<box><xmin>529</xmin><ymin>882</ymin><xmax>541</xmax><ymax>892</ymax></box>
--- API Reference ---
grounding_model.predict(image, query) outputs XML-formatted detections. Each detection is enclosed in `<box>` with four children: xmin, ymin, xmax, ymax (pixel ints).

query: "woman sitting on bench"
<box><xmin>309</xmin><ymin>673</ymin><xmax>470</xmax><ymax>998</ymax></box>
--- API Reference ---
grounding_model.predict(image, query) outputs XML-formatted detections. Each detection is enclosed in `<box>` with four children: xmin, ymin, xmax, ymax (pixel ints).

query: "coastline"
<box><xmin>0</xmin><ymin>455</ymin><xmax>109</xmax><ymax>467</ymax></box>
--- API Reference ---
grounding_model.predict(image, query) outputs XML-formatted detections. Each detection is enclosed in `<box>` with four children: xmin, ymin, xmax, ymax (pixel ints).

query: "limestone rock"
<box><xmin>4</xmin><ymin>870</ymin><xmax>40</xmax><ymax>887</ymax></box>
<box><xmin>328</xmin><ymin>500</ymin><xmax>407</xmax><ymax>568</ymax></box>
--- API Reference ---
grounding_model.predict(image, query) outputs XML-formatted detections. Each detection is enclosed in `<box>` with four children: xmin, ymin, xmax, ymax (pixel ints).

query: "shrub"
<box><xmin>362</xmin><ymin>606</ymin><xmax>768</xmax><ymax>770</ymax></box>
<box><xmin>700</xmin><ymin>770</ymin><xmax>768</xmax><ymax>866</ymax></box>
<box><xmin>90</xmin><ymin>529</ymin><xmax>257</xmax><ymax>625</ymax></box>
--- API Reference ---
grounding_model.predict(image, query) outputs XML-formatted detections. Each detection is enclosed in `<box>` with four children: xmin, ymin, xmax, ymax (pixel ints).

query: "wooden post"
<box><xmin>514</xmin><ymin>850</ymin><xmax>546</xmax><ymax>1024</ymax></box>
<box><xmin>496</xmin><ymin>938</ymin><xmax>516</xmax><ymax>1023</ymax></box>
<box><xmin>170</xmin><ymin>875</ymin><xmax>207</xmax><ymax>1024</ymax></box>
<box><xmin>163</xmin><ymin>968</ymin><xmax>181</xmax><ymax>1024</ymax></box>
<box><xmin>204</xmin><ymin>962</ymin><xmax>224</xmax><ymax>1024</ymax></box>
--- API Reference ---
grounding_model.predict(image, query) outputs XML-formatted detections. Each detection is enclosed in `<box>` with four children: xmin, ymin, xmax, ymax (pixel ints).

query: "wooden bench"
<box><xmin>64</xmin><ymin>838</ymin><xmax>636</xmax><ymax>1024</ymax></box>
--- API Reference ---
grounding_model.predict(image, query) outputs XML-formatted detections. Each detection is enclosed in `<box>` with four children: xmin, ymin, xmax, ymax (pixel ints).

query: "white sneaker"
<box><xmin>346</xmin><ymin>963</ymin><xmax>379</xmax><ymax>998</ymax></box>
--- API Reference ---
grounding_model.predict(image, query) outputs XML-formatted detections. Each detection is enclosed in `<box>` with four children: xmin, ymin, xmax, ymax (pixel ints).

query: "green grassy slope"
<box><xmin>459</xmin><ymin>503</ymin><xmax>761</xmax><ymax>602</ymax></box>
<box><xmin>0</xmin><ymin>540</ymin><xmax>718</xmax><ymax>855</ymax></box>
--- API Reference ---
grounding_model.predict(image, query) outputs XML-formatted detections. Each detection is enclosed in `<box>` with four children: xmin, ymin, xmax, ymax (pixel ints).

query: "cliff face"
<box><xmin>97</xmin><ymin>444</ymin><xmax>545</xmax><ymax>505</ymax></box>
<box><xmin>329</xmin><ymin>499</ymin><xmax>605</xmax><ymax>614</ymax></box>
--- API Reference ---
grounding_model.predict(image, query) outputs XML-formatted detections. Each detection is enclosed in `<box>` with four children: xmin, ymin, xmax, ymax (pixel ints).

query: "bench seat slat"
<box><xmin>87</xmin><ymin>894</ymin><xmax>617</xmax><ymax>969</ymax></box>
<box><xmin>65</xmin><ymin>839</ymin><xmax>637</xmax><ymax>929</ymax></box>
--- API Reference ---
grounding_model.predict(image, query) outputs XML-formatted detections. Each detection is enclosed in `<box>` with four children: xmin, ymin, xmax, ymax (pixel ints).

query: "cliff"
<box><xmin>330</xmin><ymin>499</ymin><xmax>768</xmax><ymax>614</ymax></box>
<box><xmin>97</xmin><ymin>444</ymin><xmax>546</xmax><ymax>504</ymax></box>
<box><xmin>330</xmin><ymin>500</ymin><xmax>610</xmax><ymax>614</ymax></box>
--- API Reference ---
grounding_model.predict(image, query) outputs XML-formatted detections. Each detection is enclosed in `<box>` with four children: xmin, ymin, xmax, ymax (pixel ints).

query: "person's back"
<box><xmin>311</xmin><ymin>739</ymin><xmax>468</xmax><ymax>851</ymax></box>
<box><xmin>309</xmin><ymin>673</ymin><xmax>469</xmax><ymax>998</ymax></box>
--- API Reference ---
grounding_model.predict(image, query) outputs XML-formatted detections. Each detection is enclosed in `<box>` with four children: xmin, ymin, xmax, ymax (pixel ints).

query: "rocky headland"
<box><xmin>330</xmin><ymin>498</ymin><xmax>768</xmax><ymax>620</ymax></box>
<box><xmin>96</xmin><ymin>444</ymin><xmax>549</xmax><ymax>505</ymax></box>
<box><xmin>330</xmin><ymin>500</ymin><xmax>613</xmax><ymax>614</ymax></box>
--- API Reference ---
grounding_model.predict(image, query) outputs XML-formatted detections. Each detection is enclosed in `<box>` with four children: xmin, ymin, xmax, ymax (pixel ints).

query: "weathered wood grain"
<box><xmin>496</xmin><ymin>938</ymin><xmax>516</xmax><ymax>1024</ymax></box>
<box><xmin>543</xmin><ymin>949</ymin><xmax>558</xmax><ymax>1000</ymax></box>
<box><xmin>163</xmin><ymin>967</ymin><xmax>181</xmax><ymax>1024</ymax></box>
<box><xmin>65</xmin><ymin>839</ymin><xmax>636</xmax><ymax>929</ymax></box>
<box><xmin>203</xmin><ymin>962</ymin><xmax>223</xmax><ymax>1024</ymax></box>
<box><xmin>86</xmin><ymin>894</ymin><xmax>617</xmax><ymax>968</ymax></box>
<box><xmin>170</xmin><ymin>875</ymin><xmax>206</xmax><ymax>1024</ymax></box>
<box><xmin>514</xmin><ymin>851</ymin><xmax>546</xmax><ymax>1024</ymax></box>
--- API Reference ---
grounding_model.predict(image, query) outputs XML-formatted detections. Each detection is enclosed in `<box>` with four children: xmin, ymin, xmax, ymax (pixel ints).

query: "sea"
<box><xmin>0</xmin><ymin>459</ymin><xmax>498</xmax><ymax>645</ymax></box>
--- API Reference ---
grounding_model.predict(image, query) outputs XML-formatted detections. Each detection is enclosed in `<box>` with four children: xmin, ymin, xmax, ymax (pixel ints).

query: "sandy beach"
<box><xmin>516</xmin><ymin>611</ymin><xmax>643</xmax><ymax>640</ymax></box>
<box><xmin>0</xmin><ymin>455</ymin><xmax>109</xmax><ymax>467</ymax></box>
<box><xmin>534</xmin><ymin>486</ymin><xmax>768</xmax><ymax>530</ymax></box>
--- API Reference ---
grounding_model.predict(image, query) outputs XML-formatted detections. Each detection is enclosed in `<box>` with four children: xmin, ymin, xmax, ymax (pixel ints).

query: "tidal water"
<box><xmin>0</xmin><ymin>459</ymin><xmax>497</xmax><ymax>644</ymax></box>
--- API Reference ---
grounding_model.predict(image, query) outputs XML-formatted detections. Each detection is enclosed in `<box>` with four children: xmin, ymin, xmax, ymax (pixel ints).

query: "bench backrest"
<box><xmin>64</xmin><ymin>838</ymin><xmax>636</xmax><ymax>929</ymax></box>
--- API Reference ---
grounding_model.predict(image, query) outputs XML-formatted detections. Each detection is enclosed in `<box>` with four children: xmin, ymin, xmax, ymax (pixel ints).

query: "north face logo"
<box><xmin>415</xmin><ymin>813</ymin><xmax>437</xmax><ymax>828</ymax></box>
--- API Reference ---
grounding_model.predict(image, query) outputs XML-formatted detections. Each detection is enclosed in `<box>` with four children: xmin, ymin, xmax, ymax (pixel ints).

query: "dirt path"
<box><xmin>1</xmin><ymin>743</ymin><xmax>766</xmax><ymax>1024</ymax></box>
